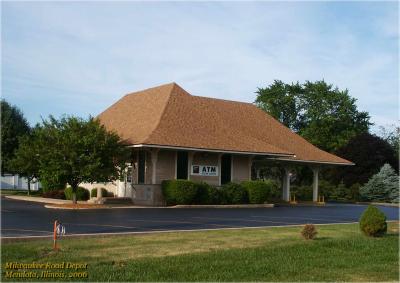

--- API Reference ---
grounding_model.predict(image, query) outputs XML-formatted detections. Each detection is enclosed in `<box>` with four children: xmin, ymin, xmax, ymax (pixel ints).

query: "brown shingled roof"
<box><xmin>98</xmin><ymin>83</ymin><xmax>353</xmax><ymax>165</ymax></box>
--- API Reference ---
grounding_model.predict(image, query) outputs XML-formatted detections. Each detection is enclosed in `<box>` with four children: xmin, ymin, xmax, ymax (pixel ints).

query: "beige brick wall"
<box><xmin>156</xmin><ymin>150</ymin><xmax>176</xmax><ymax>184</ymax></box>
<box><xmin>232</xmin><ymin>155</ymin><xmax>251</xmax><ymax>183</ymax></box>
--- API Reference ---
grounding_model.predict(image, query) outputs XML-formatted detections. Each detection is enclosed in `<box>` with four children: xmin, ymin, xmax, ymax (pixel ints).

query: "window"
<box><xmin>138</xmin><ymin>151</ymin><xmax>146</xmax><ymax>184</ymax></box>
<box><xmin>176</xmin><ymin>151</ymin><xmax>188</xmax><ymax>179</ymax></box>
<box><xmin>221</xmin><ymin>154</ymin><xmax>232</xmax><ymax>185</ymax></box>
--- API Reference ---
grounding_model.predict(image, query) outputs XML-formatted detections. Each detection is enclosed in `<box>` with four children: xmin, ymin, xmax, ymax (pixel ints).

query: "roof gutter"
<box><xmin>129</xmin><ymin>144</ymin><xmax>295</xmax><ymax>158</ymax></box>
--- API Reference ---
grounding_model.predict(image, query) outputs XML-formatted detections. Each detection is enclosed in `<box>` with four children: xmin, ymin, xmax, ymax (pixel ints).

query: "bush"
<box><xmin>91</xmin><ymin>188</ymin><xmax>109</xmax><ymax>198</ymax></box>
<box><xmin>292</xmin><ymin>185</ymin><xmax>312</xmax><ymax>200</ymax></box>
<box><xmin>64</xmin><ymin>187</ymin><xmax>90</xmax><ymax>201</ymax></box>
<box><xmin>348</xmin><ymin>183</ymin><xmax>361</xmax><ymax>202</ymax></box>
<box><xmin>220</xmin><ymin>183</ymin><xmax>248</xmax><ymax>204</ymax></box>
<box><xmin>193</xmin><ymin>182</ymin><xmax>211</xmax><ymax>204</ymax></box>
<box><xmin>42</xmin><ymin>189</ymin><xmax>66</xmax><ymax>199</ymax></box>
<box><xmin>206</xmin><ymin>186</ymin><xmax>222</xmax><ymax>204</ymax></box>
<box><xmin>318</xmin><ymin>180</ymin><xmax>336</xmax><ymax>200</ymax></box>
<box><xmin>268</xmin><ymin>180</ymin><xmax>282</xmax><ymax>201</ymax></box>
<box><xmin>162</xmin><ymin>180</ymin><xmax>198</xmax><ymax>205</ymax></box>
<box><xmin>359</xmin><ymin>205</ymin><xmax>387</xmax><ymax>237</ymax></box>
<box><xmin>301</xmin><ymin>224</ymin><xmax>318</xmax><ymax>240</ymax></box>
<box><xmin>242</xmin><ymin>180</ymin><xmax>273</xmax><ymax>204</ymax></box>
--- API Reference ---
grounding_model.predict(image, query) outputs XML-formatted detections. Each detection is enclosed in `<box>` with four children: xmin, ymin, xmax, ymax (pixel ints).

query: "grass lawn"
<box><xmin>2</xmin><ymin>222</ymin><xmax>399</xmax><ymax>282</ymax></box>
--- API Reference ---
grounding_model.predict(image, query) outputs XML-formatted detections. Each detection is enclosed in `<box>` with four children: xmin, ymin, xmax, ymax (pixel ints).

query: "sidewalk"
<box><xmin>5</xmin><ymin>195</ymin><xmax>148</xmax><ymax>209</ymax></box>
<box><xmin>5</xmin><ymin>195</ymin><xmax>77</xmax><ymax>204</ymax></box>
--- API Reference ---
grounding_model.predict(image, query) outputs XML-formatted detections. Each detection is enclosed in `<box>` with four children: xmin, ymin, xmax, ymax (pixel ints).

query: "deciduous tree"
<box><xmin>1</xmin><ymin>100</ymin><xmax>30</xmax><ymax>174</ymax></box>
<box><xmin>330</xmin><ymin>132</ymin><xmax>398</xmax><ymax>186</ymax></box>
<box><xmin>9</xmin><ymin>132</ymin><xmax>40</xmax><ymax>195</ymax></box>
<box><xmin>34</xmin><ymin>116</ymin><xmax>130</xmax><ymax>203</ymax></box>
<box><xmin>255</xmin><ymin>80</ymin><xmax>371</xmax><ymax>152</ymax></box>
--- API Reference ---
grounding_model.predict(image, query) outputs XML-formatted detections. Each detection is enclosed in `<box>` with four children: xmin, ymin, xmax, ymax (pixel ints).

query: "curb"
<box><xmin>44</xmin><ymin>204</ymin><xmax>275</xmax><ymax>210</ymax></box>
<box><xmin>44</xmin><ymin>204</ymin><xmax>155</xmax><ymax>210</ymax></box>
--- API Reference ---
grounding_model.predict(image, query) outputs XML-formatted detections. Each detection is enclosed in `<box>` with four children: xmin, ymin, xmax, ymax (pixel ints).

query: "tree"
<box><xmin>255</xmin><ymin>80</ymin><xmax>302</xmax><ymax>131</ymax></box>
<box><xmin>9</xmin><ymin>133</ymin><xmax>40</xmax><ymax>195</ymax></box>
<box><xmin>33</xmin><ymin>116</ymin><xmax>130</xmax><ymax>203</ymax></box>
<box><xmin>360</xmin><ymin>164</ymin><xmax>399</xmax><ymax>203</ymax></box>
<box><xmin>377</xmin><ymin>124</ymin><xmax>399</xmax><ymax>160</ymax></box>
<box><xmin>255</xmin><ymin>80</ymin><xmax>371</xmax><ymax>152</ymax></box>
<box><xmin>329</xmin><ymin>132</ymin><xmax>398</xmax><ymax>186</ymax></box>
<box><xmin>1</xmin><ymin>100</ymin><xmax>30</xmax><ymax>174</ymax></box>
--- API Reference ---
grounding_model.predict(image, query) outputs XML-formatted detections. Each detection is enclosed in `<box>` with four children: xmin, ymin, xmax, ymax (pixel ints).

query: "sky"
<box><xmin>1</xmin><ymin>1</ymin><xmax>399</xmax><ymax>132</ymax></box>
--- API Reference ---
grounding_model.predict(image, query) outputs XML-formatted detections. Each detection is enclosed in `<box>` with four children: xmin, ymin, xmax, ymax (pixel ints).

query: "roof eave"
<box><xmin>129</xmin><ymin>143</ymin><xmax>295</xmax><ymax>157</ymax></box>
<box><xmin>266</xmin><ymin>157</ymin><xmax>355</xmax><ymax>166</ymax></box>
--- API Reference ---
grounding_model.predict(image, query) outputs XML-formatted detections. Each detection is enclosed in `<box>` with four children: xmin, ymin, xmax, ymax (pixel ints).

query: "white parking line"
<box><xmin>126</xmin><ymin>218</ymin><xmax>247</xmax><ymax>228</ymax></box>
<box><xmin>2</xmin><ymin>228</ymin><xmax>52</xmax><ymax>234</ymax></box>
<box><xmin>191</xmin><ymin>216</ymin><xmax>300</xmax><ymax>225</ymax></box>
<box><xmin>65</xmin><ymin>223</ymin><xmax>138</xmax><ymax>229</ymax></box>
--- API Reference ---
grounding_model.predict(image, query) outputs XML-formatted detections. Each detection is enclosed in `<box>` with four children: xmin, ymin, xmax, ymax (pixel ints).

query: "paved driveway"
<box><xmin>1</xmin><ymin>197</ymin><xmax>398</xmax><ymax>238</ymax></box>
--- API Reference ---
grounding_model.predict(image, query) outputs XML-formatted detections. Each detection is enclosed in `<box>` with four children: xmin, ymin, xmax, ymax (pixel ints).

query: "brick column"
<box><xmin>151</xmin><ymin>149</ymin><xmax>160</xmax><ymax>184</ymax></box>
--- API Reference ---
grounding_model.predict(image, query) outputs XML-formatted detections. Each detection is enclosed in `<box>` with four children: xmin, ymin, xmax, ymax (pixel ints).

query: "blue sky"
<box><xmin>2</xmin><ymin>1</ymin><xmax>398</xmax><ymax>131</ymax></box>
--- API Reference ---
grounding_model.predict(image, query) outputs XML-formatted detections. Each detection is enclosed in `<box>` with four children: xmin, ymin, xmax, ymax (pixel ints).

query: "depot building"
<box><xmin>83</xmin><ymin>83</ymin><xmax>353</xmax><ymax>206</ymax></box>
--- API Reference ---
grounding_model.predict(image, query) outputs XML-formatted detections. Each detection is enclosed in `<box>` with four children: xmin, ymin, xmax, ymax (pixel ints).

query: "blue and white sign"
<box><xmin>191</xmin><ymin>165</ymin><xmax>218</xmax><ymax>176</ymax></box>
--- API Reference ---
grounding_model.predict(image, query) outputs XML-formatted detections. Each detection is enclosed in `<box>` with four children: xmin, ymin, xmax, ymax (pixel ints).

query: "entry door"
<box><xmin>220</xmin><ymin>154</ymin><xmax>232</xmax><ymax>185</ymax></box>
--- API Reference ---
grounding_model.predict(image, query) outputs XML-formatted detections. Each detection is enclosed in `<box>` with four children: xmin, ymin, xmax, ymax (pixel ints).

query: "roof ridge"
<box><xmin>192</xmin><ymin>94</ymin><xmax>254</xmax><ymax>105</ymax></box>
<box><xmin>142</xmin><ymin>83</ymin><xmax>176</xmax><ymax>143</ymax></box>
<box><xmin>123</xmin><ymin>82</ymin><xmax>177</xmax><ymax>97</ymax></box>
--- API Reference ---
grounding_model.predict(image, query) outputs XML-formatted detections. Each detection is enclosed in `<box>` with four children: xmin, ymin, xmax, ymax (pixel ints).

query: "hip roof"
<box><xmin>97</xmin><ymin>82</ymin><xmax>353</xmax><ymax>165</ymax></box>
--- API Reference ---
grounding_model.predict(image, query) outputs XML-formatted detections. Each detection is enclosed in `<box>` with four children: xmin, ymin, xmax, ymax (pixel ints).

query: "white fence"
<box><xmin>0</xmin><ymin>174</ymin><xmax>41</xmax><ymax>190</ymax></box>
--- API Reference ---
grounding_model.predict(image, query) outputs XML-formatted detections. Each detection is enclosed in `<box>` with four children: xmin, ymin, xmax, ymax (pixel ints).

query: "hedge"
<box><xmin>206</xmin><ymin>185</ymin><xmax>222</xmax><ymax>204</ymax></box>
<box><xmin>162</xmin><ymin>180</ymin><xmax>282</xmax><ymax>205</ymax></box>
<box><xmin>64</xmin><ymin>187</ymin><xmax>90</xmax><ymax>201</ymax></box>
<box><xmin>162</xmin><ymin>180</ymin><xmax>199</xmax><ymax>205</ymax></box>
<box><xmin>242</xmin><ymin>180</ymin><xmax>275</xmax><ymax>204</ymax></box>
<box><xmin>193</xmin><ymin>182</ymin><xmax>213</xmax><ymax>204</ymax></box>
<box><xmin>220</xmin><ymin>183</ymin><xmax>248</xmax><ymax>204</ymax></box>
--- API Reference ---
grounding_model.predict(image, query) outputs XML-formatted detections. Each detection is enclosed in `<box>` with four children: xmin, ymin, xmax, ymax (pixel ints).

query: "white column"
<box><xmin>97</xmin><ymin>186</ymin><xmax>103</xmax><ymax>200</ymax></box>
<box><xmin>312</xmin><ymin>167</ymin><xmax>319</xmax><ymax>202</ymax></box>
<box><xmin>151</xmin><ymin>149</ymin><xmax>160</xmax><ymax>184</ymax></box>
<box><xmin>187</xmin><ymin>152</ymin><xmax>195</xmax><ymax>180</ymax></box>
<box><xmin>282</xmin><ymin>167</ymin><xmax>291</xmax><ymax>202</ymax></box>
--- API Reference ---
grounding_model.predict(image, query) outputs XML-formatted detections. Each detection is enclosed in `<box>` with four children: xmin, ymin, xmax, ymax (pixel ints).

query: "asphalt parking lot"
<box><xmin>1</xmin><ymin>197</ymin><xmax>399</xmax><ymax>238</ymax></box>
